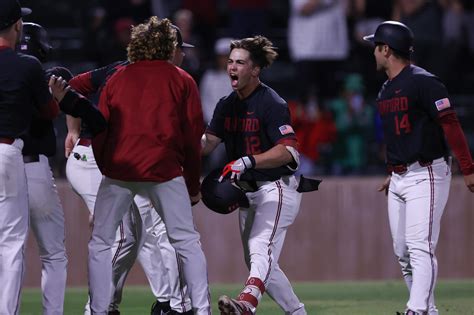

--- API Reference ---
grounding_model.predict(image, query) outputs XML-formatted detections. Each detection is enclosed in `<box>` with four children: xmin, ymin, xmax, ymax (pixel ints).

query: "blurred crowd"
<box><xmin>20</xmin><ymin>0</ymin><xmax>474</xmax><ymax>176</ymax></box>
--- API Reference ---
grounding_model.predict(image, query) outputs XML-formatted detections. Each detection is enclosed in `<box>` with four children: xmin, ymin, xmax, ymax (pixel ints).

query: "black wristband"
<box><xmin>247</xmin><ymin>155</ymin><xmax>256</xmax><ymax>168</ymax></box>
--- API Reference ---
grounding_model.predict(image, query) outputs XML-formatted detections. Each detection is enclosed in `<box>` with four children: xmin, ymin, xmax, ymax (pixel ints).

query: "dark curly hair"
<box><xmin>230</xmin><ymin>35</ymin><xmax>278</xmax><ymax>68</ymax></box>
<box><xmin>127</xmin><ymin>17</ymin><xmax>176</xmax><ymax>63</ymax></box>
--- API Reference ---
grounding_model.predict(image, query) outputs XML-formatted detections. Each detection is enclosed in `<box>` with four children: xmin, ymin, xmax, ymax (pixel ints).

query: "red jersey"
<box><xmin>92</xmin><ymin>60</ymin><xmax>204</xmax><ymax>195</ymax></box>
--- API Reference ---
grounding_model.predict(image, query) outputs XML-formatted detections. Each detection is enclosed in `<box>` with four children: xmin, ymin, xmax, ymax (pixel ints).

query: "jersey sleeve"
<box><xmin>91</xmin><ymin>77</ymin><xmax>112</xmax><ymax>173</ymax></box>
<box><xmin>262</xmin><ymin>98</ymin><xmax>298</xmax><ymax>148</ymax></box>
<box><xmin>70</xmin><ymin>61</ymin><xmax>124</xmax><ymax>97</ymax></box>
<box><xmin>27</xmin><ymin>58</ymin><xmax>57</xmax><ymax>119</ymax></box>
<box><xmin>206</xmin><ymin>98</ymin><xmax>226</xmax><ymax>139</ymax></box>
<box><xmin>69</xmin><ymin>71</ymin><xmax>94</xmax><ymax>96</ymax></box>
<box><xmin>417</xmin><ymin>76</ymin><xmax>454</xmax><ymax>120</ymax></box>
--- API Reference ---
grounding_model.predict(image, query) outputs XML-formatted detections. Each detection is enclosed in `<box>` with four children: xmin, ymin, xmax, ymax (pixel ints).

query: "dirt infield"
<box><xmin>23</xmin><ymin>177</ymin><xmax>474</xmax><ymax>286</ymax></box>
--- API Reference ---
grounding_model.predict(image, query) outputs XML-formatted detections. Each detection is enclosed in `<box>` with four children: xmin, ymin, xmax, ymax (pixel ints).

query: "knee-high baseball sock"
<box><xmin>237</xmin><ymin>277</ymin><xmax>265</xmax><ymax>312</ymax></box>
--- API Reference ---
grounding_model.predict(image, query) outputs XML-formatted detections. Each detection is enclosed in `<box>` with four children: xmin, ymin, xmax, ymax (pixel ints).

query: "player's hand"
<box><xmin>190</xmin><ymin>192</ymin><xmax>201</xmax><ymax>206</ymax></box>
<box><xmin>219</xmin><ymin>156</ymin><xmax>255</xmax><ymax>182</ymax></box>
<box><xmin>377</xmin><ymin>175</ymin><xmax>391</xmax><ymax>196</ymax></box>
<box><xmin>64</xmin><ymin>132</ymin><xmax>79</xmax><ymax>158</ymax></box>
<box><xmin>464</xmin><ymin>173</ymin><xmax>474</xmax><ymax>192</ymax></box>
<box><xmin>49</xmin><ymin>75</ymin><xmax>71</xmax><ymax>103</ymax></box>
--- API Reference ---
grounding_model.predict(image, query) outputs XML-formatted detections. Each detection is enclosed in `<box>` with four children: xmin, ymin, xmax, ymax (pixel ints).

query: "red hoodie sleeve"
<box><xmin>91</xmin><ymin>81</ymin><xmax>111</xmax><ymax>173</ymax></box>
<box><xmin>181</xmin><ymin>74</ymin><xmax>205</xmax><ymax>196</ymax></box>
<box><xmin>439</xmin><ymin>112</ymin><xmax>474</xmax><ymax>175</ymax></box>
<box><xmin>69</xmin><ymin>72</ymin><xmax>95</xmax><ymax>97</ymax></box>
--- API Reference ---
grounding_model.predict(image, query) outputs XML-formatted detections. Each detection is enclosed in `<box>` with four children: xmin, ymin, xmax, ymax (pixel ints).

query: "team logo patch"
<box><xmin>435</xmin><ymin>98</ymin><xmax>451</xmax><ymax>111</ymax></box>
<box><xmin>279</xmin><ymin>124</ymin><xmax>294</xmax><ymax>135</ymax></box>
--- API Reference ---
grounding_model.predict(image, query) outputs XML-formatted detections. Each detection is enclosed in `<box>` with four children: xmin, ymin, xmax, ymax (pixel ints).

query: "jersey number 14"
<box><xmin>394</xmin><ymin>114</ymin><xmax>411</xmax><ymax>135</ymax></box>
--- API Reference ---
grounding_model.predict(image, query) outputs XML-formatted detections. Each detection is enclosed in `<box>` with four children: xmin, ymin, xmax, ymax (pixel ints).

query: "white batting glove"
<box><xmin>219</xmin><ymin>156</ymin><xmax>256</xmax><ymax>182</ymax></box>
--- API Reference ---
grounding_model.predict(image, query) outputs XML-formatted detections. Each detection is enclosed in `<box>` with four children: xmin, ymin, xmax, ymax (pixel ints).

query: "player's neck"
<box><xmin>386</xmin><ymin>60</ymin><xmax>410</xmax><ymax>80</ymax></box>
<box><xmin>237</xmin><ymin>78</ymin><xmax>261</xmax><ymax>100</ymax></box>
<box><xmin>0</xmin><ymin>37</ymin><xmax>16</xmax><ymax>49</ymax></box>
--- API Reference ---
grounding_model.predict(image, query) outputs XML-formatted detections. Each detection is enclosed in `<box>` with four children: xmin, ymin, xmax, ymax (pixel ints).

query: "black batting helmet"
<box><xmin>201</xmin><ymin>168</ymin><xmax>250</xmax><ymax>215</ymax></box>
<box><xmin>363</xmin><ymin>21</ymin><xmax>414</xmax><ymax>57</ymax></box>
<box><xmin>19</xmin><ymin>22</ymin><xmax>52</xmax><ymax>62</ymax></box>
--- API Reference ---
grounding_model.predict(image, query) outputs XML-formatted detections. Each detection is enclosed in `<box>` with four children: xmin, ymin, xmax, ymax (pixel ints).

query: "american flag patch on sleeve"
<box><xmin>279</xmin><ymin>124</ymin><xmax>294</xmax><ymax>135</ymax></box>
<box><xmin>435</xmin><ymin>98</ymin><xmax>451</xmax><ymax>111</ymax></box>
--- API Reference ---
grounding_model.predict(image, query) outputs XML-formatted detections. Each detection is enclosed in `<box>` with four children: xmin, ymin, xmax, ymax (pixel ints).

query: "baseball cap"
<box><xmin>171</xmin><ymin>25</ymin><xmax>194</xmax><ymax>48</ymax></box>
<box><xmin>0</xmin><ymin>0</ymin><xmax>31</xmax><ymax>31</ymax></box>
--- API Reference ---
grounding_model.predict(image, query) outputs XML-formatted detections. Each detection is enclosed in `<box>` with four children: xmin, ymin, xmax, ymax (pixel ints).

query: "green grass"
<box><xmin>20</xmin><ymin>280</ymin><xmax>474</xmax><ymax>314</ymax></box>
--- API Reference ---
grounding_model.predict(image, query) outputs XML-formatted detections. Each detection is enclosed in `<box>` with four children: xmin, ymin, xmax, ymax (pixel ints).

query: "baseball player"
<box><xmin>201</xmin><ymin>36</ymin><xmax>306</xmax><ymax>315</ymax></box>
<box><xmin>0</xmin><ymin>2</ymin><xmax>61</xmax><ymax>313</ymax></box>
<box><xmin>363</xmin><ymin>21</ymin><xmax>474</xmax><ymax>315</ymax></box>
<box><xmin>87</xmin><ymin>17</ymin><xmax>210</xmax><ymax>315</ymax></box>
<box><xmin>65</xmin><ymin>25</ymin><xmax>194</xmax><ymax>315</ymax></box>
<box><xmin>18</xmin><ymin>22</ymin><xmax>69</xmax><ymax>315</ymax></box>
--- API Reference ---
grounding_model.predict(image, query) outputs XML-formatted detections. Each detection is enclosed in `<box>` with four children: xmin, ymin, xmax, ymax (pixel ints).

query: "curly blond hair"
<box><xmin>127</xmin><ymin>17</ymin><xmax>176</xmax><ymax>63</ymax></box>
<box><xmin>230</xmin><ymin>35</ymin><xmax>278</xmax><ymax>68</ymax></box>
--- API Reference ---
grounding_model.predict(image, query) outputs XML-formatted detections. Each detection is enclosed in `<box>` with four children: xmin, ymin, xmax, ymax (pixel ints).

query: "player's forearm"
<box><xmin>440</xmin><ymin>112</ymin><xmax>474</xmax><ymax>175</ymax></box>
<box><xmin>66</xmin><ymin>115</ymin><xmax>81</xmax><ymax>135</ymax></box>
<box><xmin>201</xmin><ymin>132</ymin><xmax>221</xmax><ymax>155</ymax></box>
<box><xmin>253</xmin><ymin>144</ymin><xmax>294</xmax><ymax>169</ymax></box>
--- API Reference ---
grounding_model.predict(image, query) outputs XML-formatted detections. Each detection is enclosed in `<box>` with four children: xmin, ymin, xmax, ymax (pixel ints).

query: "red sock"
<box><xmin>237</xmin><ymin>277</ymin><xmax>265</xmax><ymax>308</ymax></box>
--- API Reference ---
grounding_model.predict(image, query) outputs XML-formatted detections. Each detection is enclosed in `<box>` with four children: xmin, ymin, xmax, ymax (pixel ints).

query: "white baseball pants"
<box><xmin>240</xmin><ymin>175</ymin><xmax>306</xmax><ymax>315</ymax></box>
<box><xmin>25</xmin><ymin>154</ymin><xmax>67</xmax><ymax>315</ymax></box>
<box><xmin>0</xmin><ymin>139</ymin><xmax>28</xmax><ymax>315</ymax></box>
<box><xmin>388</xmin><ymin>158</ymin><xmax>451</xmax><ymax>315</ymax></box>
<box><xmin>134</xmin><ymin>195</ymin><xmax>191</xmax><ymax>312</ymax></box>
<box><xmin>66</xmin><ymin>142</ymin><xmax>191</xmax><ymax>313</ymax></box>
<box><xmin>88</xmin><ymin>176</ymin><xmax>211</xmax><ymax>315</ymax></box>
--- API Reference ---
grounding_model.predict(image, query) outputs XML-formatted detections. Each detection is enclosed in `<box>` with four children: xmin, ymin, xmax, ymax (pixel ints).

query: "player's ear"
<box><xmin>251</xmin><ymin>65</ymin><xmax>261</xmax><ymax>77</ymax></box>
<box><xmin>14</xmin><ymin>20</ymin><xmax>22</xmax><ymax>33</ymax></box>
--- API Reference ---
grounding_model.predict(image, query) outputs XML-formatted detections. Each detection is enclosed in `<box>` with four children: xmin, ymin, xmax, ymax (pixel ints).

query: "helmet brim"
<box><xmin>362</xmin><ymin>34</ymin><xmax>375</xmax><ymax>43</ymax></box>
<box><xmin>21</xmin><ymin>8</ymin><xmax>32</xmax><ymax>17</ymax></box>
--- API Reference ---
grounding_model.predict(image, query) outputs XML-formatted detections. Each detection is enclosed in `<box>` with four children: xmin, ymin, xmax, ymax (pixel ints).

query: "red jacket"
<box><xmin>92</xmin><ymin>60</ymin><xmax>204</xmax><ymax>196</ymax></box>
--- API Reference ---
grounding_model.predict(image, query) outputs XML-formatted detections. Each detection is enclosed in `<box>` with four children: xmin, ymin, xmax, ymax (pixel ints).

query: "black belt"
<box><xmin>78</xmin><ymin>138</ymin><xmax>92</xmax><ymax>147</ymax></box>
<box><xmin>23</xmin><ymin>154</ymin><xmax>40</xmax><ymax>163</ymax></box>
<box><xmin>0</xmin><ymin>137</ymin><xmax>14</xmax><ymax>145</ymax></box>
<box><xmin>237</xmin><ymin>178</ymin><xmax>281</xmax><ymax>192</ymax></box>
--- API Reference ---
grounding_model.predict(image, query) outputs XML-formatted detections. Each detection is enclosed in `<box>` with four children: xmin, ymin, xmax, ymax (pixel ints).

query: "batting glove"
<box><xmin>220</xmin><ymin>156</ymin><xmax>256</xmax><ymax>182</ymax></box>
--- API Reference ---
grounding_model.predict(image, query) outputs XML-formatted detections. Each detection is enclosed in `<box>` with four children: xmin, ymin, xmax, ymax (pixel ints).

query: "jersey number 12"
<box><xmin>394</xmin><ymin>114</ymin><xmax>411</xmax><ymax>135</ymax></box>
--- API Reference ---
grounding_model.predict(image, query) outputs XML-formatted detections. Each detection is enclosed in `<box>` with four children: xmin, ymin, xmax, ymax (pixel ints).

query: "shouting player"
<box><xmin>201</xmin><ymin>36</ymin><xmax>306</xmax><ymax>315</ymax></box>
<box><xmin>364</xmin><ymin>21</ymin><xmax>474</xmax><ymax>315</ymax></box>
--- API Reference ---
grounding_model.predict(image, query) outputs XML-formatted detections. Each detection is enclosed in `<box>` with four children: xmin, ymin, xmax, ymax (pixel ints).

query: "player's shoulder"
<box><xmin>174</xmin><ymin>65</ymin><xmax>196</xmax><ymax>82</ymax></box>
<box><xmin>219</xmin><ymin>91</ymin><xmax>237</xmax><ymax>103</ymax></box>
<box><xmin>409</xmin><ymin>64</ymin><xmax>446</xmax><ymax>89</ymax></box>
<box><xmin>16</xmin><ymin>52</ymin><xmax>43</xmax><ymax>69</ymax></box>
<box><xmin>409</xmin><ymin>65</ymin><xmax>439</xmax><ymax>82</ymax></box>
<box><xmin>259</xmin><ymin>83</ymin><xmax>288</xmax><ymax>108</ymax></box>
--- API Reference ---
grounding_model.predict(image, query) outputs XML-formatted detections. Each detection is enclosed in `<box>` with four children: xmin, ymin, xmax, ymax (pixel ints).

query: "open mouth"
<box><xmin>229</xmin><ymin>74</ymin><xmax>238</xmax><ymax>87</ymax></box>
